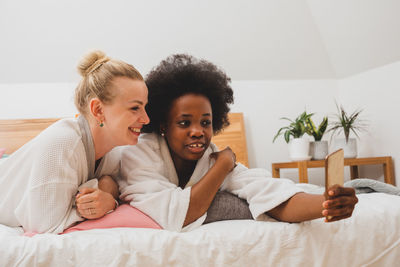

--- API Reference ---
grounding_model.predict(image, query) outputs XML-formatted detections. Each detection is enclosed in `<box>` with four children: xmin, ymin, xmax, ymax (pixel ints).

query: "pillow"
<box><xmin>0</xmin><ymin>148</ymin><xmax>5</xmax><ymax>158</ymax></box>
<box><xmin>203</xmin><ymin>191</ymin><xmax>253</xmax><ymax>224</ymax></box>
<box><xmin>61</xmin><ymin>204</ymin><xmax>162</xmax><ymax>234</ymax></box>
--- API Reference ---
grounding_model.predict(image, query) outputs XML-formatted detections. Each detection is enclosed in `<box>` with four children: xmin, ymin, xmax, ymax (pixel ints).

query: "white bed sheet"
<box><xmin>1</xmin><ymin>193</ymin><xmax>400</xmax><ymax>267</ymax></box>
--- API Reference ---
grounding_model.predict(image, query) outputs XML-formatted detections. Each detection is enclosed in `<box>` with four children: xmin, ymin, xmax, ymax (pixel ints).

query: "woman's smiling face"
<box><xmin>102</xmin><ymin>77</ymin><xmax>149</xmax><ymax>146</ymax></box>
<box><xmin>164</xmin><ymin>93</ymin><xmax>213</xmax><ymax>166</ymax></box>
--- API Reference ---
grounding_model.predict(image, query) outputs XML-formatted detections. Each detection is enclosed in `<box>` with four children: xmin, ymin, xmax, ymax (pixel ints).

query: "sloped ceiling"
<box><xmin>0</xmin><ymin>0</ymin><xmax>399</xmax><ymax>82</ymax></box>
<box><xmin>307</xmin><ymin>0</ymin><xmax>400</xmax><ymax>78</ymax></box>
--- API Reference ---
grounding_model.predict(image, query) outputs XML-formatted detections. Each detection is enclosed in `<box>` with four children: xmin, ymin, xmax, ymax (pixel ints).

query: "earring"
<box><xmin>99</xmin><ymin>121</ymin><xmax>104</xmax><ymax>127</ymax></box>
<box><xmin>160</xmin><ymin>127</ymin><xmax>166</xmax><ymax>136</ymax></box>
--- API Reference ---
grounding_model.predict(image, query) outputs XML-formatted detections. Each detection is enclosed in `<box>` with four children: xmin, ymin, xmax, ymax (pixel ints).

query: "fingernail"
<box><xmin>322</xmin><ymin>202</ymin><xmax>328</xmax><ymax>208</ymax></box>
<box><xmin>329</xmin><ymin>190</ymin><xmax>334</xmax><ymax>196</ymax></box>
<box><xmin>322</xmin><ymin>210</ymin><xmax>328</xmax><ymax>216</ymax></box>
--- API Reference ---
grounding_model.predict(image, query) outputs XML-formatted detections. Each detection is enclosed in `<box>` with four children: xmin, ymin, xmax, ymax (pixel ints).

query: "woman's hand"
<box><xmin>323</xmin><ymin>184</ymin><xmax>358</xmax><ymax>222</ymax></box>
<box><xmin>76</xmin><ymin>188</ymin><xmax>116</xmax><ymax>219</ymax></box>
<box><xmin>210</xmin><ymin>146</ymin><xmax>237</xmax><ymax>172</ymax></box>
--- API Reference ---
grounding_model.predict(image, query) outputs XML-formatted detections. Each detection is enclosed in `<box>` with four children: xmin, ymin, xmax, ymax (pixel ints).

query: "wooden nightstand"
<box><xmin>271</xmin><ymin>156</ymin><xmax>395</xmax><ymax>185</ymax></box>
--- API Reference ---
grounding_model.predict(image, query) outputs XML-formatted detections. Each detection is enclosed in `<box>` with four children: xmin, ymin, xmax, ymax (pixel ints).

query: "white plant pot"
<box><xmin>332</xmin><ymin>138</ymin><xmax>357</xmax><ymax>158</ymax></box>
<box><xmin>310</xmin><ymin>140</ymin><xmax>328</xmax><ymax>160</ymax></box>
<box><xmin>288</xmin><ymin>137</ymin><xmax>310</xmax><ymax>161</ymax></box>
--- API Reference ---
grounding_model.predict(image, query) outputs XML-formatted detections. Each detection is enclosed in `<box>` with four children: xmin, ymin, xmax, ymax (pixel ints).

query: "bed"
<box><xmin>1</xmin><ymin>114</ymin><xmax>400</xmax><ymax>266</ymax></box>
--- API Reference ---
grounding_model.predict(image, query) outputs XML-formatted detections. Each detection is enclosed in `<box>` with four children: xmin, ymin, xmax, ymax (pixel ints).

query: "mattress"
<box><xmin>1</xmin><ymin>192</ymin><xmax>399</xmax><ymax>267</ymax></box>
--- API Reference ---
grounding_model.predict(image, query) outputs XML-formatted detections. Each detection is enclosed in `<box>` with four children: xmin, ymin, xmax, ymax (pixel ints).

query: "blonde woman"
<box><xmin>0</xmin><ymin>50</ymin><xmax>149</xmax><ymax>234</ymax></box>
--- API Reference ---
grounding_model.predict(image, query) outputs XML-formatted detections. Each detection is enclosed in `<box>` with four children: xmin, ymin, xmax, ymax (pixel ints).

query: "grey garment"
<box><xmin>203</xmin><ymin>191</ymin><xmax>253</xmax><ymax>224</ymax></box>
<box><xmin>344</xmin><ymin>178</ymin><xmax>400</xmax><ymax>195</ymax></box>
<box><xmin>77</xmin><ymin>115</ymin><xmax>105</xmax><ymax>179</ymax></box>
<box><xmin>77</xmin><ymin>115</ymin><xmax>96</xmax><ymax>179</ymax></box>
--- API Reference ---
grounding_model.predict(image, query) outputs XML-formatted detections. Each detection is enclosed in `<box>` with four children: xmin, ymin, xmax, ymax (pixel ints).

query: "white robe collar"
<box><xmin>157</xmin><ymin>135</ymin><xmax>218</xmax><ymax>188</ymax></box>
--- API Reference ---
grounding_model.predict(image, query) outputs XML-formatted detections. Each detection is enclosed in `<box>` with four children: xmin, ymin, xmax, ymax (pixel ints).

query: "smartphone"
<box><xmin>325</xmin><ymin>149</ymin><xmax>344</xmax><ymax>220</ymax></box>
<box><xmin>325</xmin><ymin>149</ymin><xmax>344</xmax><ymax>190</ymax></box>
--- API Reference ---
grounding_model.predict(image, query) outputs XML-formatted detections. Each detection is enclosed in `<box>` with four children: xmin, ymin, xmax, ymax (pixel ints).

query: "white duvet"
<box><xmin>1</xmin><ymin>191</ymin><xmax>399</xmax><ymax>267</ymax></box>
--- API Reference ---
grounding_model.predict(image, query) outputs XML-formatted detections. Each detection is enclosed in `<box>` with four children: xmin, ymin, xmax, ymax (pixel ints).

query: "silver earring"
<box><xmin>161</xmin><ymin>132</ymin><xmax>165</xmax><ymax>137</ymax></box>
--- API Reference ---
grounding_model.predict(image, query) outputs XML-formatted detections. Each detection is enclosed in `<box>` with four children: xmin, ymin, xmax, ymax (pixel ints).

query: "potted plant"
<box><xmin>306</xmin><ymin>116</ymin><xmax>328</xmax><ymax>160</ymax></box>
<box><xmin>328</xmin><ymin>104</ymin><xmax>367</xmax><ymax>158</ymax></box>
<box><xmin>273</xmin><ymin>111</ymin><xmax>313</xmax><ymax>161</ymax></box>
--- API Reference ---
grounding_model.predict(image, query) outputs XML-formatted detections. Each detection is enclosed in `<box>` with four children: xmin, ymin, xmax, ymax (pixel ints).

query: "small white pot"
<box><xmin>332</xmin><ymin>138</ymin><xmax>357</xmax><ymax>158</ymax></box>
<box><xmin>310</xmin><ymin>140</ymin><xmax>328</xmax><ymax>160</ymax></box>
<box><xmin>288</xmin><ymin>137</ymin><xmax>310</xmax><ymax>161</ymax></box>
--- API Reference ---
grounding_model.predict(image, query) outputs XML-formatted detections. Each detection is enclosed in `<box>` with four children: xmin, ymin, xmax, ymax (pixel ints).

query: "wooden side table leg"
<box><xmin>383</xmin><ymin>158</ymin><xmax>395</xmax><ymax>186</ymax></box>
<box><xmin>272</xmin><ymin>165</ymin><xmax>280</xmax><ymax>178</ymax></box>
<box><xmin>350</xmin><ymin>166</ymin><xmax>359</xmax><ymax>180</ymax></box>
<box><xmin>297</xmin><ymin>161</ymin><xmax>308</xmax><ymax>183</ymax></box>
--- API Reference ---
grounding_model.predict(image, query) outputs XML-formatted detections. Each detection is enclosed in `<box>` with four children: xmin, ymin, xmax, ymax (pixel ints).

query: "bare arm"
<box><xmin>98</xmin><ymin>175</ymin><xmax>119</xmax><ymax>200</ymax></box>
<box><xmin>267</xmin><ymin>193</ymin><xmax>324</xmax><ymax>222</ymax></box>
<box><xmin>76</xmin><ymin>175</ymin><xmax>119</xmax><ymax>219</ymax></box>
<box><xmin>183</xmin><ymin>147</ymin><xmax>236</xmax><ymax>226</ymax></box>
<box><xmin>267</xmin><ymin>185</ymin><xmax>358</xmax><ymax>223</ymax></box>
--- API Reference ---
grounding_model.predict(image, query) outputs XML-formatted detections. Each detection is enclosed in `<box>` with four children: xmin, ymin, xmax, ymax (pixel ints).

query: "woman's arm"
<box><xmin>98</xmin><ymin>175</ymin><xmax>119</xmax><ymax>199</ymax></box>
<box><xmin>15</xmin><ymin>182</ymin><xmax>82</xmax><ymax>234</ymax></box>
<box><xmin>267</xmin><ymin>185</ymin><xmax>358</xmax><ymax>223</ymax></box>
<box><xmin>183</xmin><ymin>147</ymin><xmax>236</xmax><ymax>226</ymax></box>
<box><xmin>75</xmin><ymin>175</ymin><xmax>119</xmax><ymax>219</ymax></box>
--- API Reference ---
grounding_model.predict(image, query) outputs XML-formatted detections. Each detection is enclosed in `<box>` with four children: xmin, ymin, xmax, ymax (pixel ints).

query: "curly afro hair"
<box><xmin>143</xmin><ymin>54</ymin><xmax>234</xmax><ymax>135</ymax></box>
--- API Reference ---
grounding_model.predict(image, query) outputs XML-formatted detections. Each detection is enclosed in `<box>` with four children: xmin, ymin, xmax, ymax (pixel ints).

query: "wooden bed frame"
<box><xmin>0</xmin><ymin>113</ymin><xmax>249</xmax><ymax>167</ymax></box>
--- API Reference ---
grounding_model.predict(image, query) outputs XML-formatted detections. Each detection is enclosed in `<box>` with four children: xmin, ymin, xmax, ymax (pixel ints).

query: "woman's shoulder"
<box><xmin>36</xmin><ymin>118</ymin><xmax>82</xmax><ymax>149</ymax></box>
<box><xmin>121</xmin><ymin>133</ymin><xmax>162</xmax><ymax>164</ymax></box>
<box><xmin>1</xmin><ymin>118</ymin><xmax>86</xmax><ymax>185</ymax></box>
<box><xmin>134</xmin><ymin>133</ymin><xmax>161</xmax><ymax>152</ymax></box>
<box><xmin>138</xmin><ymin>132</ymin><xmax>160</xmax><ymax>145</ymax></box>
<box><xmin>7</xmin><ymin>118</ymin><xmax>84</xmax><ymax>163</ymax></box>
<box><xmin>39</xmin><ymin>118</ymin><xmax>80</xmax><ymax>138</ymax></box>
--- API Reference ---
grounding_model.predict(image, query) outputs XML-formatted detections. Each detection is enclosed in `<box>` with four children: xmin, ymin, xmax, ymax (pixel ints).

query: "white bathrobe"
<box><xmin>119</xmin><ymin>133</ymin><xmax>304</xmax><ymax>232</ymax></box>
<box><xmin>0</xmin><ymin>116</ymin><xmax>120</xmax><ymax>234</ymax></box>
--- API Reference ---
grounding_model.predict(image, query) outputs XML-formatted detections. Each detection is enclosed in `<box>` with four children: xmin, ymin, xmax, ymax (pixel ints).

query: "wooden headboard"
<box><xmin>0</xmin><ymin>113</ymin><xmax>249</xmax><ymax>166</ymax></box>
<box><xmin>212</xmin><ymin>113</ymin><xmax>249</xmax><ymax>167</ymax></box>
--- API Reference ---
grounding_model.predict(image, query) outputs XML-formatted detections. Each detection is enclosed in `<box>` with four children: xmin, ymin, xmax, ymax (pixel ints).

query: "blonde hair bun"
<box><xmin>77</xmin><ymin>50</ymin><xmax>110</xmax><ymax>77</ymax></box>
<box><xmin>74</xmin><ymin>50</ymin><xmax>143</xmax><ymax>116</ymax></box>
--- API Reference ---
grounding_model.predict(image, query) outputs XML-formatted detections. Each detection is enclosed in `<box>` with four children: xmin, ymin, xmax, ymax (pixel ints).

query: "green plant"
<box><xmin>273</xmin><ymin>111</ymin><xmax>314</xmax><ymax>143</ymax></box>
<box><xmin>306</xmin><ymin>117</ymin><xmax>328</xmax><ymax>141</ymax></box>
<box><xmin>328</xmin><ymin>103</ymin><xmax>367</xmax><ymax>143</ymax></box>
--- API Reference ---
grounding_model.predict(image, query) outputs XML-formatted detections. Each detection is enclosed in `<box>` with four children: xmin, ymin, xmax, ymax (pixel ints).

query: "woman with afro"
<box><xmin>118</xmin><ymin>54</ymin><xmax>358</xmax><ymax>232</ymax></box>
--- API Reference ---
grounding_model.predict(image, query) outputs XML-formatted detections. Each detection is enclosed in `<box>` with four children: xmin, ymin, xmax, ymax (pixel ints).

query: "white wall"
<box><xmin>337</xmin><ymin>62</ymin><xmax>400</xmax><ymax>183</ymax></box>
<box><xmin>230</xmin><ymin>80</ymin><xmax>338</xmax><ymax>185</ymax></box>
<box><xmin>0</xmin><ymin>83</ymin><xmax>77</xmax><ymax>119</ymax></box>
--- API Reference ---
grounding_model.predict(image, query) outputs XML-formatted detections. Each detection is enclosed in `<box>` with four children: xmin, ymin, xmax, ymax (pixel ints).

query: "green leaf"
<box><xmin>273</xmin><ymin>127</ymin><xmax>288</xmax><ymax>142</ymax></box>
<box><xmin>274</xmin><ymin>110</ymin><xmax>317</xmax><ymax>143</ymax></box>
<box><xmin>327</xmin><ymin>103</ymin><xmax>367</xmax><ymax>141</ymax></box>
<box><xmin>284</xmin><ymin>130</ymin><xmax>291</xmax><ymax>143</ymax></box>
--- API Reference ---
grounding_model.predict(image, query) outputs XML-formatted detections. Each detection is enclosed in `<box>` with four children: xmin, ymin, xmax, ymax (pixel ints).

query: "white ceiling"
<box><xmin>0</xmin><ymin>0</ymin><xmax>399</xmax><ymax>82</ymax></box>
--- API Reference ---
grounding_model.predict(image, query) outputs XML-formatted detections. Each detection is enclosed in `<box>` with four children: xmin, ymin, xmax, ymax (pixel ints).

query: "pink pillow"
<box><xmin>23</xmin><ymin>231</ymin><xmax>38</xmax><ymax>237</ymax></box>
<box><xmin>61</xmin><ymin>204</ymin><xmax>162</xmax><ymax>234</ymax></box>
<box><xmin>0</xmin><ymin>148</ymin><xmax>5</xmax><ymax>158</ymax></box>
